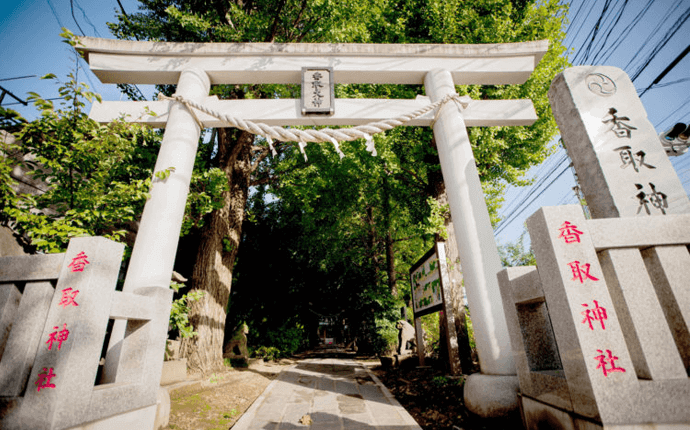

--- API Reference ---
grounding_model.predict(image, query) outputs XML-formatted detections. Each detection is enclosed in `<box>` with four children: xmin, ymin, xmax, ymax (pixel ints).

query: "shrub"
<box><xmin>253</xmin><ymin>346</ymin><xmax>281</xmax><ymax>362</ymax></box>
<box><xmin>264</xmin><ymin>322</ymin><xmax>307</xmax><ymax>357</ymax></box>
<box><xmin>169</xmin><ymin>282</ymin><xmax>205</xmax><ymax>339</ymax></box>
<box><xmin>374</xmin><ymin>317</ymin><xmax>399</xmax><ymax>356</ymax></box>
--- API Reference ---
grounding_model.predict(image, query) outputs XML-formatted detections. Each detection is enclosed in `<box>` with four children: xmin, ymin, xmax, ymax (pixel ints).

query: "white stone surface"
<box><xmin>76</xmin><ymin>37</ymin><xmax>548</xmax><ymax>85</ymax></box>
<box><xmin>0</xmin><ymin>280</ymin><xmax>53</xmax><ymax>396</ymax></box>
<box><xmin>598</xmin><ymin>248</ymin><xmax>686</xmax><ymax>380</ymax></box>
<box><xmin>89</xmin><ymin>97</ymin><xmax>538</xmax><ymax>128</ymax></box>
<box><xmin>641</xmin><ymin>245</ymin><xmax>690</xmax><ymax>372</ymax></box>
<box><xmin>122</xmin><ymin>67</ymin><xmax>210</xmax><ymax>293</ymax></box>
<box><xmin>497</xmin><ymin>267</ymin><xmax>573</xmax><ymax>412</ymax></box>
<box><xmin>101</xmin><ymin>68</ymin><xmax>209</xmax><ymax>391</ymax></box>
<box><xmin>463</xmin><ymin>373</ymin><xmax>520</xmax><ymax>418</ymax></box>
<box><xmin>424</xmin><ymin>69</ymin><xmax>514</xmax><ymax>376</ymax></box>
<box><xmin>0</xmin><ymin>253</ymin><xmax>64</xmax><ymax>282</ymax></box>
<box><xmin>588</xmin><ymin>214</ymin><xmax>690</xmax><ymax>249</ymax></box>
<box><xmin>0</xmin><ymin>236</ymin><xmax>173</xmax><ymax>430</ymax></box>
<box><xmin>66</xmin><ymin>404</ymin><xmax>157</xmax><ymax>430</ymax></box>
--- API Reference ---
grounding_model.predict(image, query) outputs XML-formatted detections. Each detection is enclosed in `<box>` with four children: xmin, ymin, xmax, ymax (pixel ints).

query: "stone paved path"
<box><xmin>232</xmin><ymin>357</ymin><xmax>422</xmax><ymax>430</ymax></box>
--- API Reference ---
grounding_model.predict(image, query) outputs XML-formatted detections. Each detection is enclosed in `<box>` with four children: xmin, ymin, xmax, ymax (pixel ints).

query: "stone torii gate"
<box><xmin>77</xmin><ymin>37</ymin><xmax>549</xmax><ymax>416</ymax></box>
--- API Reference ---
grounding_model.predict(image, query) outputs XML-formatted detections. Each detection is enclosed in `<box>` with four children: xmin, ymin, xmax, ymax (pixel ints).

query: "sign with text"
<box><xmin>301</xmin><ymin>67</ymin><xmax>334</xmax><ymax>115</ymax></box>
<box><xmin>410</xmin><ymin>247</ymin><xmax>444</xmax><ymax>317</ymax></box>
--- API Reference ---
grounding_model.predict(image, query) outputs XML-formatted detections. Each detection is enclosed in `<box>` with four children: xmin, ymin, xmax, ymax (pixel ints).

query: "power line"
<box><xmin>495</xmin><ymin>152</ymin><xmax>569</xmax><ymax>233</ymax></box>
<box><xmin>639</xmin><ymin>44</ymin><xmax>690</xmax><ymax>97</ymax></box>
<box><xmin>44</xmin><ymin>0</ymin><xmax>67</xmax><ymax>30</ymax></box>
<box><xmin>70</xmin><ymin>0</ymin><xmax>86</xmax><ymax>36</ymax></box>
<box><xmin>495</xmin><ymin>163</ymin><xmax>572</xmax><ymax>236</ymax></box>
<box><xmin>0</xmin><ymin>85</ymin><xmax>28</xmax><ymax>106</ymax></box>
<box><xmin>597</xmin><ymin>0</ymin><xmax>657</xmax><ymax>64</ymax></box>
<box><xmin>496</xmin><ymin>0</ymin><xmax>690</xmax><ymax>240</ymax></box>
<box><xmin>641</xmin><ymin>77</ymin><xmax>690</xmax><ymax>91</ymax></box>
<box><xmin>116</xmin><ymin>0</ymin><xmax>129</xmax><ymax>17</ymax></box>
<box><xmin>589</xmin><ymin>0</ymin><xmax>631</xmax><ymax>64</ymax></box>
<box><xmin>3</xmin><ymin>96</ymin><xmax>63</xmax><ymax>106</ymax></box>
<box><xmin>629</xmin><ymin>6</ymin><xmax>690</xmax><ymax>83</ymax></box>
<box><xmin>73</xmin><ymin>0</ymin><xmax>101</xmax><ymax>37</ymax></box>
<box><xmin>654</xmin><ymin>96</ymin><xmax>690</xmax><ymax>128</ymax></box>
<box><xmin>0</xmin><ymin>75</ymin><xmax>37</xmax><ymax>82</ymax></box>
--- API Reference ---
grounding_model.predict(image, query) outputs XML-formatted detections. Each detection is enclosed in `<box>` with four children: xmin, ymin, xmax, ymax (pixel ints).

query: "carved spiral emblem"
<box><xmin>586</xmin><ymin>73</ymin><xmax>617</xmax><ymax>96</ymax></box>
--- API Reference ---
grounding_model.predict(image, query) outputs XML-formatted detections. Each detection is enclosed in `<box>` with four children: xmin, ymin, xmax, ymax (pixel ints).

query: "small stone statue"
<box><xmin>396</xmin><ymin>320</ymin><xmax>416</xmax><ymax>355</ymax></box>
<box><xmin>223</xmin><ymin>323</ymin><xmax>249</xmax><ymax>362</ymax></box>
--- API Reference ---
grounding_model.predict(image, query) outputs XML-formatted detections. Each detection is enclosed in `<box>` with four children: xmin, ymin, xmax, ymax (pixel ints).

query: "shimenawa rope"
<box><xmin>157</xmin><ymin>92</ymin><xmax>470</xmax><ymax>161</ymax></box>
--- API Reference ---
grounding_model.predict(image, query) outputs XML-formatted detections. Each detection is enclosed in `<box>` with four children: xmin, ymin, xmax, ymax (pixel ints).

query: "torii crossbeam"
<box><xmin>77</xmin><ymin>36</ymin><xmax>549</xmax><ymax>416</ymax></box>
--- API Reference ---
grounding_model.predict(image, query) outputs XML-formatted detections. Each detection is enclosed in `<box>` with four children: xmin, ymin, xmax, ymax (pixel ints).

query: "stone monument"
<box><xmin>549</xmin><ymin>66</ymin><xmax>690</xmax><ymax>217</ymax></box>
<box><xmin>497</xmin><ymin>66</ymin><xmax>690</xmax><ymax>429</ymax></box>
<box><xmin>0</xmin><ymin>237</ymin><xmax>173</xmax><ymax>429</ymax></box>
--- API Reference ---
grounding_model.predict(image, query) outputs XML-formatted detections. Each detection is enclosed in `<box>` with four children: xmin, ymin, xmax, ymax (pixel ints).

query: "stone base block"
<box><xmin>520</xmin><ymin>394</ymin><xmax>576</xmax><ymax>430</ymax></box>
<box><xmin>154</xmin><ymin>387</ymin><xmax>171</xmax><ymax>430</ymax></box>
<box><xmin>520</xmin><ymin>395</ymin><xmax>690</xmax><ymax>430</ymax></box>
<box><xmin>160</xmin><ymin>358</ymin><xmax>187</xmax><ymax>385</ymax></box>
<box><xmin>66</xmin><ymin>404</ymin><xmax>156</xmax><ymax>430</ymax></box>
<box><xmin>464</xmin><ymin>373</ymin><xmax>519</xmax><ymax>418</ymax></box>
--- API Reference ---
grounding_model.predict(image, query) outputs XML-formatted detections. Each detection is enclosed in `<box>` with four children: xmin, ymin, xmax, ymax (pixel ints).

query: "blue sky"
<box><xmin>1</xmin><ymin>0</ymin><xmax>689</xmax><ymax>247</ymax></box>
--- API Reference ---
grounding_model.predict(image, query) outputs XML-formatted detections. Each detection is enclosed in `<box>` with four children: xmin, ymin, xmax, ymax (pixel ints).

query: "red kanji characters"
<box><xmin>582</xmin><ymin>300</ymin><xmax>607</xmax><ymax>331</ymax></box>
<box><xmin>558</xmin><ymin>221</ymin><xmax>584</xmax><ymax>244</ymax></box>
<box><xmin>35</xmin><ymin>367</ymin><xmax>56</xmax><ymax>392</ymax></box>
<box><xmin>68</xmin><ymin>251</ymin><xmax>90</xmax><ymax>272</ymax></box>
<box><xmin>594</xmin><ymin>349</ymin><xmax>626</xmax><ymax>377</ymax></box>
<box><xmin>46</xmin><ymin>323</ymin><xmax>70</xmax><ymax>351</ymax></box>
<box><xmin>58</xmin><ymin>287</ymin><xmax>79</xmax><ymax>308</ymax></box>
<box><xmin>568</xmin><ymin>261</ymin><xmax>600</xmax><ymax>283</ymax></box>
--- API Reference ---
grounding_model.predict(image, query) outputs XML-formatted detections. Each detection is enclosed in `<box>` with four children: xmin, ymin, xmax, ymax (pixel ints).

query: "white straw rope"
<box><xmin>158</xmin><ymin>92</ymin><xmax>470</xmax><ymax>159</ymax></box>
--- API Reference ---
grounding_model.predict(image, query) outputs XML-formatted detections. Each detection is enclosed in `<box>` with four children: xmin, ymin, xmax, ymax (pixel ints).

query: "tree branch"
<box><xmin>291</xmin><ymin>0</ymin><xmax>308</xmax><ymax>31</ymax></box>
<box><xmin>250</xmin><ymin>174</ymin><xmax>278</xmax><ymax>187</ymax></box>
<box><xmin>295</xmin><ymin>16</ymin><xmax>322</xmax><ymax>42</ymax></box>
<box><xmin>394</xmin><ymin>172</ymin><xmax>427</xmax><ymax>193</ymax></box>
<box><xmin>264</xmin><ymin>0</ymin><xmax>287</xmax><ymax>42</ymax></box>
<box><xmin>398</xmin><ymin>167</ymin><xmax>427</xmax><ymax>189</ymax></box>
<box><xmin>250</xmin><ymin>147</ymin><xmax>270</xmax><ymax>171</ymax></box>
<box><xmin>392</xmin><ymin>235</ymin><xmax>420</xmax><ymax>243</ymax></box>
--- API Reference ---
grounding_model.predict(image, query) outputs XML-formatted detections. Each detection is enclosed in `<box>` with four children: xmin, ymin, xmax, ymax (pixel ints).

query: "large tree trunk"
<box><xmin>381</xmin><ymin>172</ymin><xmax>397</xmax><ymax>297</ymax></box>
<box><xmin>181</xmin><ymin>128</ymin><xmax>254</xmax><ymax>375</ymax></box>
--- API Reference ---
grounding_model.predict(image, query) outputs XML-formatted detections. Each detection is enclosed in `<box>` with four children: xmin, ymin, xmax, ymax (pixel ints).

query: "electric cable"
<box><xmin>497</xmin><ymin>0</ymin><xmax>690</xmax><ymax>240</ymax></box>
<box><xmin>69</xmin><ymin>0</ymin><xmax>85</xmax><ymax>36</ymax></box>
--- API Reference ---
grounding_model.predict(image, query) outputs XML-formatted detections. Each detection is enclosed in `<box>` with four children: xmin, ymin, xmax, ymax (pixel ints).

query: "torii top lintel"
<box><xmin>76</xmin><ymin>36</ymin><xmax>549</xmax><ymax>86</ymax></box>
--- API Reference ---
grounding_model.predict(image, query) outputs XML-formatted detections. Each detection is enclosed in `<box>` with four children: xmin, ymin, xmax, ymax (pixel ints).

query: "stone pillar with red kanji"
<box><xmin>549</xmin><ymin>66</ymin><xmax>690</xmax><ymax>219</ymax></box>
<box><xmin>526</xmin><ymin>205</ymin><xmax>638</xmax><ymax>423</ymax></box>
<box><xmin>4</xmin><ymin>237</ymin><xmax>124</xmax><ymax>430</ymax></box>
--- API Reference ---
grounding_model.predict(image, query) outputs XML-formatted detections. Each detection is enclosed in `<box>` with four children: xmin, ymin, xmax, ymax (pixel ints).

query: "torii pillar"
<box><xmin>78</xmin><ymin>37</ymin><xmax>549</xmax><ymax>417</ymax></box>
